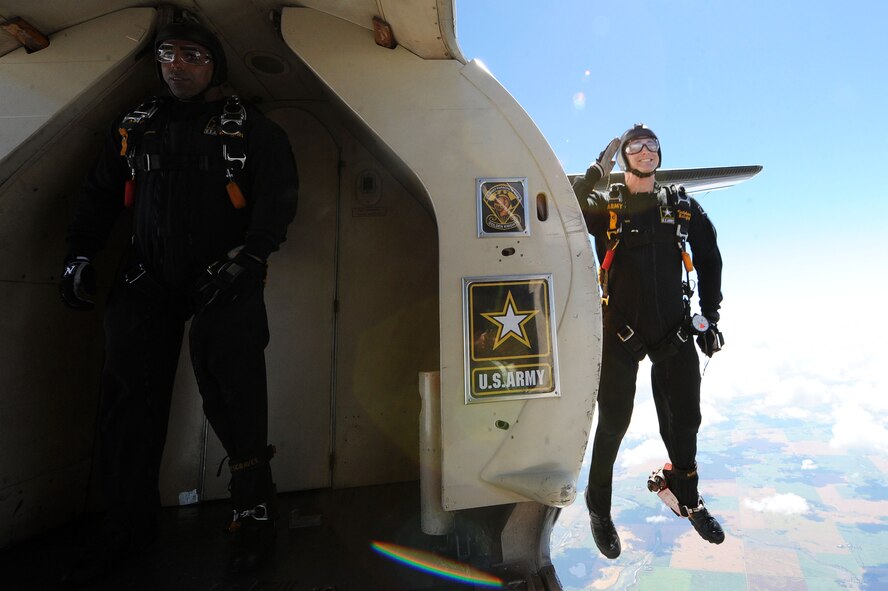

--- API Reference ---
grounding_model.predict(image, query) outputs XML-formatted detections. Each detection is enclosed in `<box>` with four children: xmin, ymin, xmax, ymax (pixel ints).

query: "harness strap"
<box><xmin>664</xmin><ymin>185</ymin><xmax>697</xmax><ymax>308</ymax></box>
<box><xmin>220</xmin><ymin>95</ymin><xmax>248</xmax><ymax>209</ymax></box>
<box><xmin>615</xmin><ymin>323</ymin><xmax>646</xmax><ymax>361</ymax></box>
<box><xmin>228</xmin><ymin>444</ymin><xmax>276</xmax><ymax>475</ymax></box>
<box><xmin>662</xmin><ymin>184</ymin><xmax>694</xmax><ymax>272</ymax></box>
<box><xmin>123</xmin><ymin>262</ymin><xmax>168</xmax><ymax>300</ymax></box>
<box><xmin>606</xmin><ymin>304</ymin><xmax>690</xmax><ymax>363</ymax></box>
<box><xmin>600</xmin><ymin>183</ymin><xmax>696</xmax><ymax>304</ymax></box>
<box><xmin>130</xmin><ymin>153</ymin><xmax>222</xmax><ymax>172</ymax></box>
<box><xmin>604</xmin><ymin>184</ymin><xmax>624</xmax><ymax>243</ymax></box>
<box><xmin>649</xmin><ymin>323</ymin><xmax>691</xmax><ymax>363</ymax></box>
<box><xmin>119</xmin><ymin>98</ymin><xmax>161</xmax><ymax>148</ymax></box>
<box><xmin>598</xmin><ymin>185</ymin><xmax>625</xmax><ymax>303</ymax></box>
<box><xmin>119</xmin><ymin>97</ymin><xmax>163</xmax><ymax>208</ymax></box>
<box><xmin>119</xmin><ymin>98</ymin><xmax>162</xmax><ymax>160</ymax></box>
<box><xmin>117</xmin><ymin>95</ymin><xmax>249</xmax><ymax>209</ymax></box>
<box><xmin>620</xmin><ymin>232</ymin><xmax>677</xmax><ymax>249</ymax></box>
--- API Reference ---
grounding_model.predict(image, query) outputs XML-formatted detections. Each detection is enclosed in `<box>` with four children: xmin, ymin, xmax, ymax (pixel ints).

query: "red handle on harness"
<box><xmin>124</xmin><ymin>178</ymin><xmax>135</xmax><ymax>208</ymax></box>
<box><xmin>602</xmin><ymin>248</ymin><xmax>615</xmax><ymax>271</ymax></box>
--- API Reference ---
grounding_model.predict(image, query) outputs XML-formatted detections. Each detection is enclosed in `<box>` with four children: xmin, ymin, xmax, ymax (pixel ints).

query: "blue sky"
<box><xmin>456</xmin><ymin>3</ymin><xmax>888</xmax><ymax>236</ymax></box>
<box><xmin>456</xmin><ymin>0</ymin><xmax>888</xmax><ymax>481</ymax></box>
<box><xmin>457</xmin><ymin>0</ymin><xmax>888</xmax><ymax>339</ymax></box>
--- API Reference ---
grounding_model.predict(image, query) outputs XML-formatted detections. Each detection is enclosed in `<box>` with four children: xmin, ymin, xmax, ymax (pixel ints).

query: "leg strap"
<box><xmin>664</xmin><ymin>463</ymin><xmax>700</xmax><ymax>512</ymax></box>
<box><xmin>229</xmin><ymin>444</ymin><xmax>276</xmax><ymax>475</ymax></box>
<box><xmin>228</xmin><ymin>445</ymin><xmax>277</xmax><ymax>513</ymax></box>
<box><xmin>649</xmin><ymin>463</ymin><xmax>702</xmax><ymax>517</ymax></box>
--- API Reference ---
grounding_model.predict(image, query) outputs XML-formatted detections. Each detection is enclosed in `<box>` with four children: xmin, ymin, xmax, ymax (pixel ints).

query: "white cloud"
<box><xmin>701</xmin><ymin>400</ymin><xmax>728</xmax><ymax>427</ymax></box>
<box><xmin>624</xmin><ymin>396</ymin><xmax>659</xmax><ymax>441</ymax></box>
<box><xmin>619</xmin><ymin>437</ymin><xmax>667</xmax><ymax>468</ymax></box>
<box><xmin>761</xmin><ymin>375</ymin><xmax>831</xmax><ymax>409</ymax></box>
<box><xmin>775</xmin><ymin>406</ymin><xmax>812</xmax><ymax>420</ymax></box>
<box><xmin>698</xmin><ymin>279</ymin><xmax>888</xmax><ymax>423</ymax></box>
<box><xmin>829</xmin><ymin>404</ymin><xmax>888</xmax><ymax>452</ymax></box>
<box><xmin>572</xmin><ymin>92</ymin><xmax>585</xmax><ymax>110</ymax></box>
<box><xmin>831</xmin><ymin>380</ymin><xmax>888</xmax><ymax>414</ymax></box>
<box><xmin>568</xmin><ymin>562</ymin><xmax>586</xmax><ymax>578</ymax></box>
<box><xmin>646</xmin><ymin>515</ymin><xmax>669</xmax><ymax>523</ymax></box>
<box><xmin>801</xmin><ymin>459</ymin><xmax>817</xmax><ymax>470</ymax></box>
<box><xmin>743</xmin><ymin>493</ymin><xmax>810</xmax><ymax>515</ymax></box>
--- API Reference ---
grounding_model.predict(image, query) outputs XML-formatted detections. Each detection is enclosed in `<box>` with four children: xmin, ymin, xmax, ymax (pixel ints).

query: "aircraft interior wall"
<box><xmin>0</xmin><ymin>57</ymin><xmax>160</xmax><ymax>547</ymax></box>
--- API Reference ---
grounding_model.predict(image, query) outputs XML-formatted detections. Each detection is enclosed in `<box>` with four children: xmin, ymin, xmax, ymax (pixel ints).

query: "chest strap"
<box><xmin>130</xmin><ymin>154</ymin><xmax>222</xmax><ymax>172</ymax></box>
<box><xmin>117</xmin><ymin>95</ymin><xmax>249</xmax><ymax>209</ymax></box>
<box><xmin>598</xmin><ymin>184</ymin><xmax>694</xmax><ymax>305</ymax></box>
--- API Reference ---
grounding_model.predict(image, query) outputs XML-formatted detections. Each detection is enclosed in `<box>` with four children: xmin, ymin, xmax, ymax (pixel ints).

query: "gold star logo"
<box><xmin>480</xmin><ymin>291</ymin><xmax>539</xmax><ymax>350</ymax></box>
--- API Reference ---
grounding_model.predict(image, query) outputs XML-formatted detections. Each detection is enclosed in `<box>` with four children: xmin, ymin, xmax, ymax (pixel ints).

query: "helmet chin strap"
<box><xmin>626</xmin><ymin>167</ymin><xmax>656</xmax><ymax>178</ymax></box>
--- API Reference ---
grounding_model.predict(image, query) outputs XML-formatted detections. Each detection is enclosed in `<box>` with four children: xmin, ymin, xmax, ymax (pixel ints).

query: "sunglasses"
<box><xmin>625</xmin><ymin>138</ymin><xmax>660</xmax><ymax>155</ymax></box>
<box><xmin>156</xmin><ymin>44</ymin><xmax>213</xmax><ymax>65</ymax></box>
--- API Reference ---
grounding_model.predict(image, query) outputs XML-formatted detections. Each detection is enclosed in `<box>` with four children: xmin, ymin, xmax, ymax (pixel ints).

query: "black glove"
<box><xmin>59</xmin><ymin>256</ymin><xmax>96</xmax><ymax>310</ymax></box>
<box><xmin>584</xmin><ymin>137</ymin><xmax>621</xmax><ymax>185</ymax></box>
<box><xmin>696</xmin><ymin>322</ymin><xmax>724</xmax><ymax>357</ymax></box>
<box><xmin>192</xmin><ymin>251</ymin><xmax>267</xmax><ymax>308</ymax></box>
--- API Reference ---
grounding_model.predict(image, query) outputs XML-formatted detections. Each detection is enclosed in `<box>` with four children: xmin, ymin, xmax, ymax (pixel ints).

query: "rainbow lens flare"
<box><xmin>371</xmin><ymin>541</ymin><xmax>503</xmax><ymax>588</ymax></box>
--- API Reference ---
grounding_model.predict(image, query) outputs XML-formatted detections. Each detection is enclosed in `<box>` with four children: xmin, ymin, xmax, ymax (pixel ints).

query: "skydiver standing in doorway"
<box><xmin>573</xmin><ymin>125</ymin><xmax>725</xmax><ymax>559</ymax></box>
<box><xmin>58</xmin><ymin>15</ymin><xmax>298</xmax><ymax>585</ymax></box>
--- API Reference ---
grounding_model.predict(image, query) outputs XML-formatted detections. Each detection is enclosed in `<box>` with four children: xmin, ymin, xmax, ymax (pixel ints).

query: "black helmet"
<box><xmin>154</xmin><ymin>20</ymin><xmax>227</xmax><ymax>87</ymax></box>
<box><xmin>616</xmin><ymin>124</ymin><xmax>661</xmax><ymax>178</ymax></box>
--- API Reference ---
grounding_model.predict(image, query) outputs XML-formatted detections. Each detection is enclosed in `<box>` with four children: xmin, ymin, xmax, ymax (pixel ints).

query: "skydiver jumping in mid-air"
<box><xmin>573</xmin><ymin>125</ymin><xmax>726</xmax><ymax>558</ymax></box>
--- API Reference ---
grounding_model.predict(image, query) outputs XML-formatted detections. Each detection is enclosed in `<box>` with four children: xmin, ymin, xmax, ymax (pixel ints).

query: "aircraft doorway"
<box><xmin>158</xmin><ymin>105</ymin><xmax>440</xmax><ymax>503</ymax></box>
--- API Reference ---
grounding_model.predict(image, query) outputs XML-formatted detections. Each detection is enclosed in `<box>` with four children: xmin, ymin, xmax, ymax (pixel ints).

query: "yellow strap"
<box><xmin>118</xmin><ymin>127</ymin><xmax>128</xmax><ymax>157</ymax></box>
<box><xmin>681</xmin><ymin>250</ymin><xmax>694</xmax><ymax>272</ymax></box>
<box><xmin>226</xmin><ymin>180</ymin><xmax>246</xmax><ymax>209</ymax></box>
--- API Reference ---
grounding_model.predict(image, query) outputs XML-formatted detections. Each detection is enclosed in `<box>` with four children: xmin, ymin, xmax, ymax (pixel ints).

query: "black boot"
<box><xmin>227</xmin><ymin>446</ymin><xmax>277</xmax><ymax>573</ymax></box>
<box><xmin>688</xmin><ymin>500</ymin><xmax>725</xmax><ymax>544</ymax></box>
<box><xmin>585</xmin><ymin>488</ymin><xmax>621</xmax><ymax>559</ymax></box>
<box><xmin>229</xmin><ymin>502</ymin><xmax>277</xmax><ymax>573</ymax></box>
<box><xmin>666</xmin><ymin>464</ymin><xmax>726</xmax><ymax>544</ymax></box>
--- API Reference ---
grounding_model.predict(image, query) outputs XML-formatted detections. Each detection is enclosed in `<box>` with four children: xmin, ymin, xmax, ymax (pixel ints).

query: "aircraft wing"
<box><xmin>568</xmin><ymin>164</ymin><xmax>763</xmax><ymax>195</ymax></box>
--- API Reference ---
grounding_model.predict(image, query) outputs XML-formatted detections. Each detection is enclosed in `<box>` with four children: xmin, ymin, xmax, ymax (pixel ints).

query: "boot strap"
<box><xmin>228</xmin><ymin>445</ymin><xmax>276</xmax><ymax>474</ymax></box>
<box><xmin>683</xmin><ymin>496</ymin><xmax>707</xmax><ymax>518</ymax></box>
<box><xmin>228</xmin><ymin>503</ymin><xmax>270</xmax><ymax>532</ymax></box>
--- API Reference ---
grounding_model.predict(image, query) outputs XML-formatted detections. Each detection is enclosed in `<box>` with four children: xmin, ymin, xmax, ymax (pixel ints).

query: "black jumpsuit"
<box><xmin>575</xmin><ymin>182</ymin><xmax>722</xmax><ymax>515</ymax></box>
<box><xmin>66</xmin><ymin>97</ymin><xmax>298</xmax><ymax>540</ymax></box>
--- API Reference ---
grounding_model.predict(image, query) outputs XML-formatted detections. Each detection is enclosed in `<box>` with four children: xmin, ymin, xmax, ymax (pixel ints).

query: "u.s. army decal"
<box><xmin>463</xmin><ymin>274</ymin><xmax>560</xmax><ymax>403</ymax></box>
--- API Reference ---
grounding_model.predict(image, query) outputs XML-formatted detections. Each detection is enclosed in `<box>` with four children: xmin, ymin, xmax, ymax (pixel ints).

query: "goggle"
<box><xmin>624</xmin><ymin>138</ymin><xmax>660</xmax><ymax>155</ymax></box>
<box><xmin>156</xmin><ymin>44</ymin><xmax>213</xmax><ymax>65</ymax></box>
